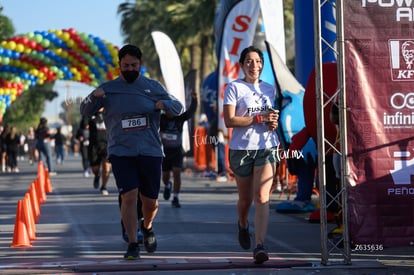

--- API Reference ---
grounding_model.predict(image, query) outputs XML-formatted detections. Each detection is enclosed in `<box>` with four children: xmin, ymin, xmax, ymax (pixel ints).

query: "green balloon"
<box><xmin>34</xmin><ymin>34</ymin><xmax>43</xmax><ymax>43</ymax></box>
<box><xmin>41</xmin><ymin>39</ymin><xmax>50</xmax><ymax>48</ymax></box>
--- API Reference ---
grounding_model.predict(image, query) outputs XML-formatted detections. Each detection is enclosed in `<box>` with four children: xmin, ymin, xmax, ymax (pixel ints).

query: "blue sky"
<box><xmin>0</xmin><ymin>0</ymin><xmax>126</xmax><ymax>120</ymax></box>
<box><xmin>1</xmin><ymin>0</ymin><xmax>125</xmax><ymax>46</ymax></box>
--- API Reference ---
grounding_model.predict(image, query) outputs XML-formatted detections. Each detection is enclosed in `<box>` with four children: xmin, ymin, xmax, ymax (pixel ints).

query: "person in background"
<box><xmin>208</xmin><ymin>104</ymin><xmax>228</xmax><ymax>182</ymax></box>
<box><xmin>80</xmin><ymin>44</ymin><xmax>184</xmax><ymax>260</ymax></box>
<box><xmin>35</xmin><ymin>117</ymin><xmax>56</xmax><ymax>175</ymax></box>
<box><xmin>223</xmin><ymin>46</ymin><xmax>279</xmax><ymax>264</ymax></box>
<box><xmin>76</xmin><ymin>117</ymin><xmax>91</xmax><ymax>177</ymax></box>
<box><xmin>160</xmin><ymin>91</ymin><xmax>197</xmax><ymax>208</ymax></box>
<box><xmin>27</xmin><ymin>127</ymin><xmax>38</xmax><ymax>165</ymax></box>
<box><xmin>0</xmin><ymin>124</ymin><xmax>10</xmax><ymax>172</ymax></box>
<box><xmin>54</xmin><ymin>127</ymin><xmax>66</xmax><ymax>165</ymax></box>
<box><xmin>5</xmin><ymin>126</ymin><xmax>20</xmax><ymax>172</ymax></box>
<box><xmin>18</xmin><ymin>131</ymin><xmax>26</xmax><ymax>161</ymax></box>
<box><xmin>201</xmin><ymin>70</ymin><xmax>228</xmax><ymax>182</ymax></box>
<box><xmin>88</xmin><ymin>108</ymin><xmax>111</xmax><ymax>196</ymax></box>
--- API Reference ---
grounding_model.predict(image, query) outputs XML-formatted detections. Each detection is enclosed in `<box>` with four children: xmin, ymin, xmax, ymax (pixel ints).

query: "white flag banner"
<box><xmin>259</xmin><ymin>0</ymin><xmax>286</xmax><ymax>63</ymax></box>
<box><xmin>151</xmin><ymin>31</ymin><xmax>190</xmax><ymax>152</ymax></box>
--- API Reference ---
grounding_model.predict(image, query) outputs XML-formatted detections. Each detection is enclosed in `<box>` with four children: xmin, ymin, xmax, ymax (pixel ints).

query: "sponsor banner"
<box><xmin>344</xmin><ymin>1</ymin><xmax>414</xmax><ymax>247</ymax></box>
<box><xmin>217</xmin><ymin>0</ymin><xmax>260</xmax><ymax>138</ymax></box>
<box><xmin>151</xmin><ymin>31</ymin><xmax>190</xmax><ymax>152</ymax></box>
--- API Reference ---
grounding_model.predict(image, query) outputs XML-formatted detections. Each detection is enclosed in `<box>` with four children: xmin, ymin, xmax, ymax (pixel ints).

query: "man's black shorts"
<box><xmin>89</xmin><ymin>142</ymin><xmax>107</xmax><ymax>166</ymax></box>
<box><xmin>162</xmin><ymin>147</ymin><xmax>183</xmax><ymax>171</ymax></box>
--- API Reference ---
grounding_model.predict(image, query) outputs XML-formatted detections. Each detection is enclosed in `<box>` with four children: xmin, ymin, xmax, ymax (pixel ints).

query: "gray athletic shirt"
<box><xmin>80</xmin><ymin>75</ymin><xmax>184</xmax><ymax>157</ymax></box>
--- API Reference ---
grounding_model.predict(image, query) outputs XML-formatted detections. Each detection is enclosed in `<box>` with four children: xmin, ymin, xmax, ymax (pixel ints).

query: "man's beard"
<box><xmin>121</xmin><ymin>70</ymin><xmax>139</xmax><ymax>83</ymax></box>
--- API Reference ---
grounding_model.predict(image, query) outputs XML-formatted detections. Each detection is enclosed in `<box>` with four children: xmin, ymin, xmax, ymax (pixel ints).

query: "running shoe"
<box><xmin>137</xmin><ymin>230</ymin><xmax>143</xmax><ymax>244</ymax></box>
<box><xmin>163</xmin><ymin>181</ymin><xmax>172</xmax><ymax>200</ymax></box>
<box><xmin>100</xmin><ymin>187</ymin><xmax>109</xmax><ymax>196</ymax></box>
<box><xmin>121</xmin><ymin>221</ymin><xmax>143</xmax><ymax>244</ymax></box>
<box><xmin>124</xmin><ymin>242</ymin><xmax>139</xmax><ymax>260</ymax></box>
<box><xmin>171</xmin><ymin>197</ymin><xmax>181</xmax><ymax>208</ymax></box>
<box><xmin>253</xmin><ymin>244</ymin><xmax>269</xmax><ymax>264</ymax></box>
<box><xmin>141</xmin><ymin>220</ymin><xmax>157</xmax><ymax>253</ymax></box>
<box><xmin>275</xmin><ymin>200</ymin><xmax>316</xmax><ymax>213</ymax></box>
<box><xmin>93</xmin><ymin>175</ymin><xmax>100</xmax><ymax>189</ymax></box>
<box><xmin>238</xmin><ymin>221</ymin><xmax>251</xmax><ymax>250</ymax></box>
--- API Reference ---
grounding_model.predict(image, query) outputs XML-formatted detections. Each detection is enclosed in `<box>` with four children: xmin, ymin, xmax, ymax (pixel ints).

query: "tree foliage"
<box><xmin>117</xmin><ymin>0</ymin><xmax>217</xmax><ymax>82</ymax></box>
<box><xmin>118</xmin><ymin>0</ymin><xmax>295</xmax><ymax>82</ymax></box>
<box><xmin>0</xmin><ymin>6</ymin><xmax>15</xmax><ymax>40</ymax></box>
<box><xmin>0</xmin><ymin>7</ymin><xmax>60</xmax><ymax>132</ymax></box>
<box><xmin>3</xmin><ymin>82</ymin><xmax>58</xmax><ymax>131</ymax></box>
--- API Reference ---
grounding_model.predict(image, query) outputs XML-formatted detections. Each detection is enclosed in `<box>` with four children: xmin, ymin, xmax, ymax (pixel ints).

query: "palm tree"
<box><xmin>117</xmin><ymin>0</ymin><xmax>218</xmax><ymax>91</ymax></box>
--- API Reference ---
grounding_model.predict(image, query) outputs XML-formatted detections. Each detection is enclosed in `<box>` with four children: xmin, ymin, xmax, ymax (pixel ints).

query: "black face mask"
<box><xmin>121</xmin><ymin>70</ymin><xmax>139</xmax><ymax>83</ymax></box>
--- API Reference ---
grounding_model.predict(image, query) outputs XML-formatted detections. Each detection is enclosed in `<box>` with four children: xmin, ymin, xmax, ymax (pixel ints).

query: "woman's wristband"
<box><xmin>255</xmin><ymin>114</ymin><xmax>262</xmax><ymax>124</ymax></box>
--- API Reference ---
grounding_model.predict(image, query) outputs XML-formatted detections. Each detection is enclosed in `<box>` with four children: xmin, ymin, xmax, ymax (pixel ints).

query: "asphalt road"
<box><xmin>0</xmin><ymin>154</ymin><xmax>413</xmax><ymax>275</ymax></box>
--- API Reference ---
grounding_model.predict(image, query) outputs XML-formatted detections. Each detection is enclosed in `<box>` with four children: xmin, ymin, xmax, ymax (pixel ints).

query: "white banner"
<box><xmin>151</xmin><ymin>31</ymin><xmax>190</xmax><ymax>152</ymax></box>
<box><xmin>259</xmin><ymin>0</ymin><xmax>286</xmax><ymax>63</ymax></box>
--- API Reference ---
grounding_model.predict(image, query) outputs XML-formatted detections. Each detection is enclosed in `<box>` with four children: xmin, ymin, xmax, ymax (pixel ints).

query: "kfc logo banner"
<box><xmin>344</xmin><ymin>1</ymin><xmax>414</xmax><ymax>247</ymax></box>
<box><xmin>389</xmin><ymin>39</ymin><xmax>414</xmax><ymax>81</ymax></box>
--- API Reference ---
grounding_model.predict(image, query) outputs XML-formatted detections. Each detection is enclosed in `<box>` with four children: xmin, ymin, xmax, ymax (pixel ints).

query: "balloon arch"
<box><xmin>0</xmin><ymin>28</ymin><xmax>120</xmax><ymax>122</ymax></box>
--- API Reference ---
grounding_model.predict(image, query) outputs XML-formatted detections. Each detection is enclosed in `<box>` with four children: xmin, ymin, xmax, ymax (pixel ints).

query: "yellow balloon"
<box><xmin>21</xmin><ymin>62</ymin><xmax>30</xmax><ymax>70</ymax></box>
<box><xmin>62</xmin><ymin>32</ymin><xmax>70</xmax><ymax>41</ymax></box>
<box><xmin>15</xmin><ymin>44</ymin><xmax>25</xmax><ymax>53</ymax></box>
<box><xmin>13</xmin><ymin>60</ymin><xmax>21</xmax><ymax>67</ymax></box>
<box><xmin>60</xmin><ymin>50</ymin><xmax>68</xmax><ymax>58</ymax></box>
<box><xmin>29</xmin><ymin>69</ymin><xmax>39</xmax><ymax>77</ymax></box>
<box><xmin>67</xmin><ymin>40</ymin><xmax>74</xmax><ymax>48</ymax></box>
<box><xmin>8</xmin><ymin>41</ymin><xmax>16</xmax><ymax>50</ymax></box>
<box><xmin>70</xmin><ymin>67</ymin><xmax>79</xmax><ymax>74</ymax></box>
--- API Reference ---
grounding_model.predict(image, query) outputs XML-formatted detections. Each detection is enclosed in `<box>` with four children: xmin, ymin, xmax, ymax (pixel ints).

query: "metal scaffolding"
<box><xmin>314</xmin><ymin>0</ymin><xmax>351</xmax><ymax>265</ymax></box>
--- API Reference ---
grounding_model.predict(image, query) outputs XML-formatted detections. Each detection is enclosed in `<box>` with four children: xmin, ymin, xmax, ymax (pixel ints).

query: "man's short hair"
<box><xmin>118</xmin><ymin>44</ymin><xmax>142</xmax><ymax>61</ymax></box>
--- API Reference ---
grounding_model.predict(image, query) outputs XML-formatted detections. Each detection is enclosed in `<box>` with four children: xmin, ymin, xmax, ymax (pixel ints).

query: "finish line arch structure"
<box><xmin>0</xmin><ymin>28</ymin><xmax>120</xmax><ymax>122</ymax></box>
<box><xmin>315</xmin><ymin>0</ymin><xmax>414</xmax><ymax>266</ymax></box>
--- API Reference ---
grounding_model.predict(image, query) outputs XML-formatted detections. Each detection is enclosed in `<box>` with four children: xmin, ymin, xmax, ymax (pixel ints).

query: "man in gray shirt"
<box><xmin>80</xmin><ymin>44</ymin><xmax>183</xmax><ymax>260</ymax></box>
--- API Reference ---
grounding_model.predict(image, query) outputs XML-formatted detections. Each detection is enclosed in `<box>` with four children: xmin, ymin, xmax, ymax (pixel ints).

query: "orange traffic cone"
<box><xmin>29</xmin><ymin>182</ymin><xmax>40</xmax><ymax>222</ymax></box>
<box><xmin>11</xmin><ymin>200</ymin><xmax>32</xmax><ymax>247</ymax></box>
<box><xmin>35</xmin><ymin>177</ymin><xmax>46</xmax><ymax>204</ymax></box>
<box><xmin>23</xmin><ymin>193</ymin><xmax>36</xmax><ymax>240</ymax></box>
<box><xmin>44</xmin><ymin>168</ymin><xmax>53</xmax><ymax>193</ymax></box>
<box><xmin>37</xmin><ymin>161</ymin><xmax>45</xmax><ymax>181</ymax></box>
<box><xmin>37</xmin><ymin>161</ymin><xmax>45</xmax><ymax>196</ymax></box>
